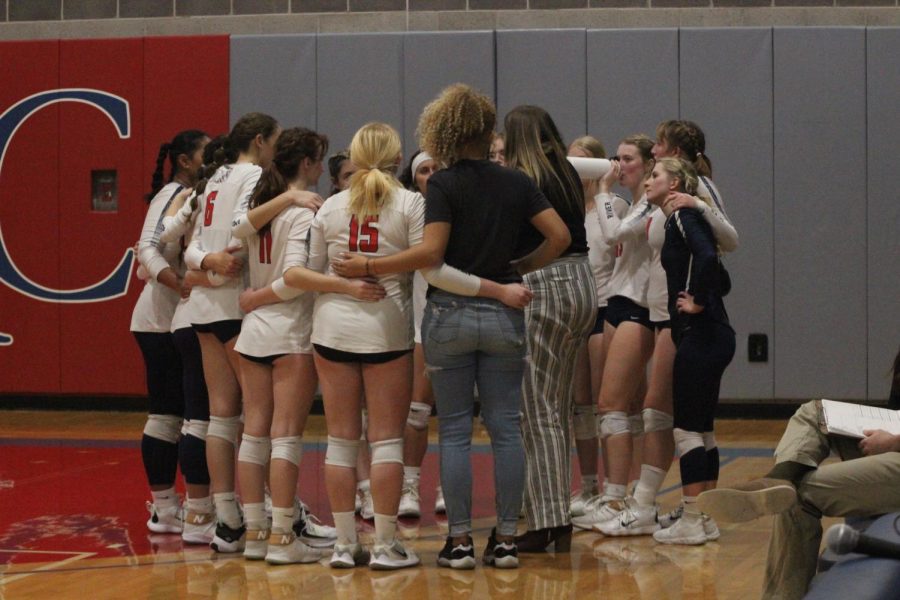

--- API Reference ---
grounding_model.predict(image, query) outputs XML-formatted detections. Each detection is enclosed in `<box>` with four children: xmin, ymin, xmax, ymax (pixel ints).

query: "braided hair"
<box><xmin>145</xmin><ymin>129</ymin><xmax>207</xmax><ymax>202</ymax></box>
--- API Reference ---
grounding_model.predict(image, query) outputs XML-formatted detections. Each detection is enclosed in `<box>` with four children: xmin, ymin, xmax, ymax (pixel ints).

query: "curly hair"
<box><xmin>417</xmin><ymin>83</ymin><xmax>495</xmax><ymax>166</ymax></box>
<box><xmin>656</xmin><ymin>119</ymin><xmax>712</xmax><ymax>178</ymax></box>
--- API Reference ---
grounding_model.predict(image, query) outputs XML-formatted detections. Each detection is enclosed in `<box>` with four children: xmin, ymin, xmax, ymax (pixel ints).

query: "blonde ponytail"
<box><xmin>348</xmin><ymin>123</ymin><xmax>401</xmax><ymax>220</ymax></box>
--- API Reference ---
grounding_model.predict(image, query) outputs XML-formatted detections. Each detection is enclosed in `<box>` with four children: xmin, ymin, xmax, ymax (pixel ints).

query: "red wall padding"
<box><xmin>0</xmin><ymin>41</ymin><xmax>62</xmax><ymax>394</ymax></box>
<box><xmin>0</xmin><ymin>36</ymin><xmax>229</xmax><ymax>398</ymax></box>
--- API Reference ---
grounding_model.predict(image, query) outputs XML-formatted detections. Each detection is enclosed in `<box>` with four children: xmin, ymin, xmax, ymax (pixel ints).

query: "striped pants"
<box><xmin>521</xmin><ymin>255</ymin><xmax>596</xmax><ymax>530</ymax></box>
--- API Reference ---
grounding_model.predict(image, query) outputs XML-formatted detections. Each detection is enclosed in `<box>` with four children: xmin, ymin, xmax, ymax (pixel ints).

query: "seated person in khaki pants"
<box><xmin>699</xmin><ymin>387</ymin><xmax>900</xmax><ymax>600</ymax></box>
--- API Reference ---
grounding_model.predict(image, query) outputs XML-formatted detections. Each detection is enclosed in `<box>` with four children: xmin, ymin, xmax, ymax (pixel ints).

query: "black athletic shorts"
<box><xmin>653</xmin><ymin>319</ymin><xmax>672</xmax><ymax>332</ymax></box>
<box><xmin>192</xmin><ymin>319</ymin><xmax>242</xmax><ymax>344</ymax></box>
<box><xmin>313</xmin><ymin>344</ymin><xmax>411</xmax><ymax>365</ymax></box>
<box><xmin>590</xmin><ymin>306</ymin><xmax>607</xmax><ymax>337</ymax></box>
<box><xmin>604</xmin><ymin>295</ymin><xmax>652</xmax><ymax>330</ymax></box>
<box><xmin>239</xmin><ymin>352</ymin><xmax>288</xmax><ymax>365</ymax></box>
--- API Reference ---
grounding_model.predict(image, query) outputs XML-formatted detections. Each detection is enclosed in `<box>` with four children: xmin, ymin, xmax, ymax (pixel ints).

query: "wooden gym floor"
<box><xmin>0</xmin><ymin>411</ymin><xmax>834</xmax><ymax>599</ymax></box>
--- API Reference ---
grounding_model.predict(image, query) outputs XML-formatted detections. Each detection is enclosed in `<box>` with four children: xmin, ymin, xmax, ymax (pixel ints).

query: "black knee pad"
<box><xmin>179</xmin><ymin>434</ymin><xmax>210</xmax><ymax>485</ymax></box>
<box><xmin>141</xmin><ymin>435</ymin><xmax>179</xmax><ymax>486</ymax></box>
<box><xmin>706</xmin><ymin>447</ymin><xmax>720</xmax><ymax>482</ymax></box>
<box><xmin>678</xmin><ymin>446</ymin><xmax>709</xmax><ymax>487</ymax></box>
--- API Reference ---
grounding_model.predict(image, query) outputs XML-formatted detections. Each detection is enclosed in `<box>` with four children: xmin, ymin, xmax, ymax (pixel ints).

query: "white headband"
<box><xmin>411</xmin><ymin>152</ymin><xmax>433</xmax><ymax>175</ymax></box>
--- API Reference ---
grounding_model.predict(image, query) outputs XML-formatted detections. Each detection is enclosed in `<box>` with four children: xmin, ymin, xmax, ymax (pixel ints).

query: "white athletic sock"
<box><xmin>271</xmin><ymin>507</ymin><xmax>293</xmax><ymax>534</ymax></box>
<box><xmin>683</xmin><ymin>495</ymin><xmax>700</xmax><ymax>515</ymax></box>
<box><xmin>333</xmin><ymin>511</ymin><xmax>357</xmax><ymax>546</ymax></box>
<box><xmin>581</xmin><ymin>474</ymin><xmax>599</xmax><ymax>492</ymax></box>
<box><xmin>373</xmin><ymin>513</ymin><xmax>397</xmax><ymax>546</ymax></box>
<box><xmin>186</xmin><ymin>496</ymin><xmax>213</xmax><ymax>515</ymax></box>
<box><xmin>213</xmin><ymin>492</ymin><xmax>242</xmax><ymax>529</ymax></box>
<box><xmin>606</xmin><ymin>483</ymin><xmax>627</xmax><ymax>500</ymax></box>
<box><xmin>603</xmin><ymin>477</ymin><xmax>610</xmax><ymax>495</ymax></box>
<box><xmin>151</xmin><ymin>487</ymin><xmax>178</xmax><ymax>509</ymax></box>
<box><xmin>403</xmin><ymin>466</ymin><xmax>421</xmax><ymax>484</ymax></box>
<box><xmin>243</xmin><ymin>502</ymin><xmax>267</xmax><ymax>530</ymax></box>
<box><xmin>358</xmin><ymin>479</ymin><xmax>371</xmax><ymax>492</ymax></box>
<box><xmin>634</xmin><ymin>465</ymin><xmax>667</xmax><ymax>507</ymax></box>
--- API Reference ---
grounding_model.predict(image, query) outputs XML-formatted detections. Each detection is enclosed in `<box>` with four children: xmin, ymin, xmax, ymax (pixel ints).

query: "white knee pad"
<box><xmin>407</xmin><ymin>402</ymin><xmax>431</xmax><ymax>431</ymax></box>
<box><xmin>599</xmin><ymin>411</ymin><xmax>630</xmax><ymax>439</ymax></box>
<box><xmin>673</xmin><ymin>428</ymin><xmax>704</xmax><ymax>457</ymax></box>
<box><xmin>271</xmin><ymin>436</ymin><xmax>303</xmax><ymax>467</ymax></box>
<box><xmin>573</xmin><ymin>404</ymin><xmax>598</xmax><ymax>441</ymax></box>
<box><xmin>702</xmin><ymin>431</ymin><xmax>717</xmax><ymax>451</ymax></box>
<box><xmin>143</xmin><ymin>414</ymin><xmax>183</xmax><ymax>444</ymax></box>
<box><xmin>629</xmin><ymin>413</ymin><xmax>644</xmax><ymax>437</ymax></box>
<box><xmin>325</xmin><ymin>436</ymin><xmax>360</xmax><ymax>468</ymax></box>
<box><xmin>370</xmin><ymin>438</ymin><xmax>404</xmax><ymax>466</ymax></box>
<box><xmin>642</xmin><ymin>408</ymin><xmax>673</xmax><ymax>434</ymax></box>
<box><xmin>207</xmin><ymin>415</ymin><xmax>241</xmax><ymax>446</ymax></box>
<box><xmin>238</xmin><ymin>434</ymin><xmax>271</xmax><ymax>466</ymax></box>
<box><xmin>181</xmin><ymin>419</ymin><xmax>209</xmax><ymax>440</ymax></box>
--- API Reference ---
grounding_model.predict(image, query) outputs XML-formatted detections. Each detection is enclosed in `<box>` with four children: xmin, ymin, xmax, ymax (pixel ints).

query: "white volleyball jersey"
<box><xmin>586</xmin><ymin>194</ymin><xmax>629</xmax><ymax>308</ymax></box>
<box><xmin>235</xmin><ymin>205</ymin><xmax>316</xmax><ymax>357</ymax></box>
<box><xmin>131</xmin><ymin>182</ymin><xmax>185</xmax><ymax>333</ymax></box>
<box><xmin>646</xmin><ymin>208</ymin><xmax>669</xmax><ymax>322</ymax></box>
<box><xmin>185</xmin><ymin>163</ymin><xmax>259</xmax><ymax>324</ymax></box>
<box><xmin>310</xmin><ymin>187</ymin><xmax>424</xmax><ymax>353</ymax></box>
<box><xmin>696</xmin><ymin>177</ymin><xmax>739</xmax><ymax>253</ymax></box>
<box><xmin>596</xmin><ymin>193</ymin><xmax>654</xmax><ymax>307</ymax></box>
<box><xmin>166</xmin><ymin>205</ymin><xmax>200</xmax><ymax>333</ymax></box>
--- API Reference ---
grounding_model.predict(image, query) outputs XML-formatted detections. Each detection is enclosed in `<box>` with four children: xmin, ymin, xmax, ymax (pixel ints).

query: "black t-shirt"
<box><xmin>515</xmin><ymin>160</ymin><xmax>588</xmax><ymax>257</ymax></box>
<box><xmin>425</xmin><ymin>159</ymin><xmax>552</xmax><ymax>285</ymax></box>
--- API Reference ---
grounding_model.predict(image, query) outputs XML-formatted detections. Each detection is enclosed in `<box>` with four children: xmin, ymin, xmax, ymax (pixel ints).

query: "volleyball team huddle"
<box><xmin>130</xmin><ymin>83</ymin><xmax>736</xmax><ymax>571</ymax></box>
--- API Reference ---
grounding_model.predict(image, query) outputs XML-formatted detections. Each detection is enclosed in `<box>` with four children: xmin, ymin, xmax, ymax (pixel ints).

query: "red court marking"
<box><xmin>0</xmin><ymin>441</ymin><xmax>501</xmax><ymax>564</ymax></box>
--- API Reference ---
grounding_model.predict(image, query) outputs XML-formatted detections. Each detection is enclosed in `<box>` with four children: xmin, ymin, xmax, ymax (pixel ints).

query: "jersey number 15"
<box><xmin>349</xmin><ymin>216</ymin><xmax>379</xmax><ymax>252</ymax></box>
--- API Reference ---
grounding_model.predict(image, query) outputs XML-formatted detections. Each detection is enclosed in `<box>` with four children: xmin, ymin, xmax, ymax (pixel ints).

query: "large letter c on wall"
<box><xmin>0</xmin><ymin>89</ymin><xmax>134</xmax><ymax>346</ymax></box>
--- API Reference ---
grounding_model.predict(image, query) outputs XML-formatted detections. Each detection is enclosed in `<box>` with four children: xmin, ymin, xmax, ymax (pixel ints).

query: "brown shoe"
<box><xmin>696</xmin><ymin>478</ymin><xmax>797</xmax><ymax>523</ymax></box>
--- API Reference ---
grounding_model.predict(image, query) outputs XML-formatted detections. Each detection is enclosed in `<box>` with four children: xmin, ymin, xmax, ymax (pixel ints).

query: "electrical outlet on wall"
<box><xmin>748</xmin><ymin>334</ymin><xmax>768</xmax><ymax>363</ymax></box>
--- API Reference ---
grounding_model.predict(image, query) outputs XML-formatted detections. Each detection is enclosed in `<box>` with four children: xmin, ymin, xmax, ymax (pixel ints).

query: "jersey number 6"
<box><xmin>203</xmin><ymin>190</ymin><xmax>218</xmax><ymax>226</ymax></box>
<box><xmin>349</xmin><ymin>215</ymin><xmax>379</xmax><ymax>252</ymax></box>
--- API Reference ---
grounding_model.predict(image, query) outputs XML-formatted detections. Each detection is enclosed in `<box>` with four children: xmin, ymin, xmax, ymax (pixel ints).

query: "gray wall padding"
<box><xmin>587</xmin><ymin>29</ymin><xmax>679</xmax><ymax>156</ymax></box>
<box><xmin>230</xmin><ymin>35</ymin><xmax>317</xmax><ymax>136</ymax></box>
<box><xmin>866</xmin><ymin>28</ymin><xmax>900</xmax><ymax>401</ymax></box>
<box><xmin>773</xmin><ymin>28</ymin><xmax>868</xmax><ymax>400</ymax></box>
<box><xmin>496</xmin><ymin>29</ymin><xmax>587</xmax><ymax>146</ymax></box>
<box><xmin>680</xmin><ymin>28</ymin><xmax>774</xmax><ymax>400</ymax></box>
<box><xmin>226</xmin><ymin>27</ymin><xmax>899</xmax><ymax>401</ymax></box>
<box><xmin>402</xmin><ymin>31</ymin><xmax>496</xmax><ymax>163</ymax></box>
<box><xmin>315</xmin><ymin>33</ymin><xmax>405</xmax><ymax>192</ymax></box>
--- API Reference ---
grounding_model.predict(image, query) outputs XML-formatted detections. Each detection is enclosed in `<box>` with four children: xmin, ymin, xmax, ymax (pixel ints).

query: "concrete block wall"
<box><xmin>0</xmin><ymin>1</ymin><xmax>898</xmax><ymax>39</ymax></box>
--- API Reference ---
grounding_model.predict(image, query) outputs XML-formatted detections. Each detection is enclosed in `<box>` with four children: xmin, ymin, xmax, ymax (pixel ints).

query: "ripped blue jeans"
<box><xmin>421</xmin><ymin>290</ymin><xmax>527</xmax><ymax>537</ymax></box>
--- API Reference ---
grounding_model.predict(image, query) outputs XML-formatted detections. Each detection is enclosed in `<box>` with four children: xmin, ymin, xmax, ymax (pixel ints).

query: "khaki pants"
<box><xmin>763</xmin><ymin>401</ymin><xmax>900</xmax><ymax>600</ymax></box>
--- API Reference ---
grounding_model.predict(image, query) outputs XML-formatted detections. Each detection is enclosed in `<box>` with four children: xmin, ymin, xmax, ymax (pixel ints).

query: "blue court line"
<box><xmin>656</xmin><ymin>447</ymin><xmax>775</xmax><ymax>496</ymax></box>
<box><xmin>0</xmin><ymin>439</ymin><xmax>776</xmax><ymax>459</ymax></box>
